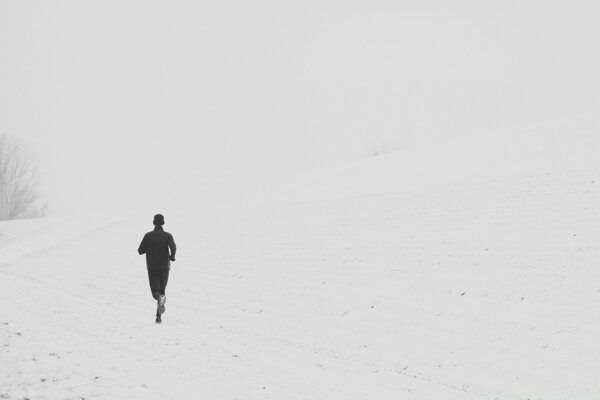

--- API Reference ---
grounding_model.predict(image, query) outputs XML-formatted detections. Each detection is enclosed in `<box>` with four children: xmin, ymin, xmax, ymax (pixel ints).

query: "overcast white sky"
<box><xmin>1</xmin><ymin>1</ymin><xmax>599</xmax><ymax>214</ymax></box>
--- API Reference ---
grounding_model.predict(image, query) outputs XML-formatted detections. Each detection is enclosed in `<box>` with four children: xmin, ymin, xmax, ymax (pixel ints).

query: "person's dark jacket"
<box><xmin>138</xmin><ymin>226</ymin><xmax>176</xmax><ymax>270</ymax></box>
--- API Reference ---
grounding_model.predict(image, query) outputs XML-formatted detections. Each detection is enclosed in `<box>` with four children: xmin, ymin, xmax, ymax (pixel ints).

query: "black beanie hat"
<box><xmin>153</xmin><ymin>214</ymin><xmax>165</xmax><ymax>226</ymax></box>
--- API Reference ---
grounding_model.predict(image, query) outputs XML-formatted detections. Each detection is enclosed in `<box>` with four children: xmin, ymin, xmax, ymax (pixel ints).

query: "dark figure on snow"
<box><xmin>138</xmin><ymin>214</ymin><xmax>176</xmax><ymax>324</ymax></box>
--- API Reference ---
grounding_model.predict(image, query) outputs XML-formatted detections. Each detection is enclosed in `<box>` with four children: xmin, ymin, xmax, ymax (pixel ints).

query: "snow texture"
<box><xmin>1</xmin><ymin>131</ymin><xmax>600</xmax><ymax>399</ymax></box>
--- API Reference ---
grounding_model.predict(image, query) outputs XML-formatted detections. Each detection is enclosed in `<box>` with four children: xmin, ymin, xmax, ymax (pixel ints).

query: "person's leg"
<box><xmin>159</xmin><ymin>270</ymin><xmax>170</xmax><ymax>296</ymax></box>
<box><xmin>157</xmin><ymin>270</ymin><xmax>169</xmax><ymax>315</ymax></box>
<box><xmin>147</xmin><ymin>270</ymin><xmax>161</xmax><ymax>301</ymax></box>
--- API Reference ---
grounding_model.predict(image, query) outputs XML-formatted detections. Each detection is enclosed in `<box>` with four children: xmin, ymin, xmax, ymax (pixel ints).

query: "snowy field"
<box><xmin>2</xmin><ymin>132</ymin><xmax>600</xmax><ymax>399</ymax></box>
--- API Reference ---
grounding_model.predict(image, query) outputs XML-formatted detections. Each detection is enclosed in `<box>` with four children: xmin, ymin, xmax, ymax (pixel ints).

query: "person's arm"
<box><xmin>169</xmin><ymin>235</ymin><xmax>176</xmax><ymax>261</ymax></box>
<box><xmin>138</xmin><ymin>234</ymin><xmax>147</xmax><ymax>255</ymax></box>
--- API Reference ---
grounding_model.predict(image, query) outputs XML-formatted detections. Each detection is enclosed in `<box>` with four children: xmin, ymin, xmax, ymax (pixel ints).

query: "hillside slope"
<box><xmin>1</xmin><ymin>134</ymin><xmax>600</xmax><ymax>399</ymax></box>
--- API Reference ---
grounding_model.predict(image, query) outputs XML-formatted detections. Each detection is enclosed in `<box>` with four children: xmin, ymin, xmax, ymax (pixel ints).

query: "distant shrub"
<box><xmin>362</xmin><ymin>135</ymin><xmax>405</xmax><ymax>158</ymax></box>
<box><xmin>0</xmin><ymin>133</ymin><xmax>45</xmax><ymax>221</ymax></box>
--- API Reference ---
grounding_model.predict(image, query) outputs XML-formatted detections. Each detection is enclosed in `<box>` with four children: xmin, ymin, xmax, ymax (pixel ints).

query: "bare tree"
<box><xmin>0</xmin><ymin>133</ymin><xmax>42</xmax><ymax>221</ymax></box>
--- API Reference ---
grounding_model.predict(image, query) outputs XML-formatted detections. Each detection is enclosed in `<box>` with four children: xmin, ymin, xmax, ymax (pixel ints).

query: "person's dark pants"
<box><xmin>147</xmin><ymin>269</ymin><xmax>169</xmax><ymax>302</ymax></box>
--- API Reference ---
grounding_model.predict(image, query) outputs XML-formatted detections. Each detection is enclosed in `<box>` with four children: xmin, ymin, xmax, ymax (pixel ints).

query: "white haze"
<box><xmin>1</xmin><ymin>1</ymin><xmax>599</xmax><ymax>214</ymax></box>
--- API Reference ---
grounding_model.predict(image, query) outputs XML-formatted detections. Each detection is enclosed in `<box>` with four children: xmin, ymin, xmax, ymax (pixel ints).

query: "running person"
<box><xmin>138</xmin><ymin>214</ymin><xmax>176</xmax><ymax>323</ymax></box>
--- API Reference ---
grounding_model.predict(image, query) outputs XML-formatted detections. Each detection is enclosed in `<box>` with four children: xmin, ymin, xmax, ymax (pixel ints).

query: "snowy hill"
<box><xmin>2</xmin><ymin>126</ymin><xmax>600</xmax><ymax>399</ymax></box>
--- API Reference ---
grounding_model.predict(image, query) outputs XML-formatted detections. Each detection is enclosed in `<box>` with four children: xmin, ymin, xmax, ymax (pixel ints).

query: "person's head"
<box><xmin>153</xmin><ymin>214</ymin><xmax>165</xmax><ymax>226</ymax></box>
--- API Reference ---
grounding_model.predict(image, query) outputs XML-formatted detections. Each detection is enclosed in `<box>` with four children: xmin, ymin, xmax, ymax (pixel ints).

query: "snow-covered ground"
<box><xmin>2</xmin><ymin>126</ymin><xmax>600</xmax><ymax>399</ymax></box>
